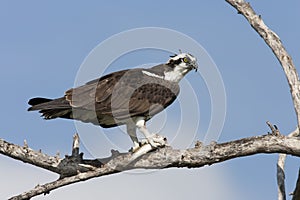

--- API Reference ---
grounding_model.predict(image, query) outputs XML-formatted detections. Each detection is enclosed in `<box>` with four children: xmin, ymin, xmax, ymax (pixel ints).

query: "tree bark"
<box><xmin>1</xmin><ymin>133</ymin><xmax>300</xmax><ymax>199</ymax></box>
<box><xmin>225</xmin><ymin>1</ymin><xmax>300</xmax><ymax>199</ymax></box>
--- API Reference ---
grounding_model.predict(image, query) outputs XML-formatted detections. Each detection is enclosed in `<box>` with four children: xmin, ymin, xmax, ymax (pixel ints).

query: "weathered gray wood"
<box><xmin>225</xmin><ymin>1</ymin><xmax>300</xmax><ymax>199</ymax></box>
<box><xmin>225</xmin><ymin>0</ymin><xmax>300</xmax><ymax>128</ymax></box>
<box><xmin>292</xmin><ymin>168</ymin><xmax>300</xmax><ymax>200</ymax></box>
<box><xmin>4</xmin><ymin>134</ymin><xmax>300</xmax><ymax>200</ymax></box>
<box><xmin>0</xmin><ymin>139</ymin><xmax>60</xmax><ymax>174</ymax></box>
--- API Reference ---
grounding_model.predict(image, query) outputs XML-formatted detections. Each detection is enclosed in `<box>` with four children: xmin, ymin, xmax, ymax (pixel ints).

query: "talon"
<box><xmin>129</xmin><ymin>141</ymin><xmax>141</xmax><ymax>153</ymax></box>
<box><xmin>146</xmin><ymin>133</ymin><xmax>167</xmax><ymax>148</ymax></box>
<box><xmin>129</xmin><ymin>144</ymin><xmax>153</xmax><ymax>162</ymax></box>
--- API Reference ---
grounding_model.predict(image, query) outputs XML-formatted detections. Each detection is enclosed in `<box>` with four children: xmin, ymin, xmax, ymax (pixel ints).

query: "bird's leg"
<box><xmin>126</xmin><ymin>123</ymin><xmax>140</xmax><ymax>152</ymax></box>
<box><xmin>135</xmin><ymin>118</ymin><xmax>167</xmax><ymax>148</ymax></box>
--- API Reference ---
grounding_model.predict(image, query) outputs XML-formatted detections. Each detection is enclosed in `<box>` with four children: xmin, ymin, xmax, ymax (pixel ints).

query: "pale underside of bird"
<box><xmin>28</xmin><ymin>53</ymin><xmax>198</xmax><ymax>152</ymax></box>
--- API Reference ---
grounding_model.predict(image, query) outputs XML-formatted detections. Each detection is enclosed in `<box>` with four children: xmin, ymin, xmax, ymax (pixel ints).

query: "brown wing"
<box><xmin>128</xmin><ymin>82</ymin><xmax>179</xmax><ymax>118</ymax></box>
<box><xmin>65</xmin><ymin>69</ymin><xmax>129</xmax><ymax>109</ymax></box>
<box><xmin>64</xmin><ymin>69</ymin><xmax>130</xmax><ymax>125</ymax></box>
<box><xmin>65</xmin><ymin>68</ymin><xmax>179</xmax><ymax>127</ymax></box>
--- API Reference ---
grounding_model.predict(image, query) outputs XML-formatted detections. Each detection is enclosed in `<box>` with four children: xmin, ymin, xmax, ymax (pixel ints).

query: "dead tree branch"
<box><xmin>225</xmin><ymin>1</ymin><xmax>300</xmax><ymax>199</ymax></box>
<box><xmin>0</xmin><ymin>139</ymin><xmax>60</xmax><ymax>174</ymax></box>
<box><xmin>225</xmin><ymin>0</ymin><xmax>300</xmax><ymax>127</ymax></box>
<box><xmin>277</xmin><ymin>129</ymin><xmax>299</xmax><ymax>200</ymax></box>
<box><xmin>292</xmin><ymin>168</ymin><xmax>300</xmax><ymax>200</ymax></box>
<box><xmin>1</xmin><ymin>132</ymin><xmax>300</xmax><ymax>199</ymax></box>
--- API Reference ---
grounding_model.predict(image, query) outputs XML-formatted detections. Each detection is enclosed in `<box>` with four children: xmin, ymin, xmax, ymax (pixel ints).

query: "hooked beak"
<box><xmin>191</xmin><ymin>61</ymin><xmax>198</xmax><ymax>72</ymax></box>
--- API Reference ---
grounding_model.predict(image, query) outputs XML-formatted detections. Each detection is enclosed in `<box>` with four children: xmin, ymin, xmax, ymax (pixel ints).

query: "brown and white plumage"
<box><xmin>28</xmin><ymin>53</ymin><xmax>198</xmax><ymax>151</ymax></box>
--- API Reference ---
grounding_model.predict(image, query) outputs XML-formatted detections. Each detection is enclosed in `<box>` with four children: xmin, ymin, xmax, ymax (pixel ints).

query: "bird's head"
<box><xmin>165</xmin><ymin>53</ymin><xmax>198</xmax><ymax>82</ymax></box>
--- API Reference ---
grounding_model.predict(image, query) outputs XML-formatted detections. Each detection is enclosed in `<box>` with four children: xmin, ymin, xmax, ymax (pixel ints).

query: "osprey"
<box><xmin>28</xmin><ymin>53</ymin><xmax>198</xmax><ymax>151</ymax></box>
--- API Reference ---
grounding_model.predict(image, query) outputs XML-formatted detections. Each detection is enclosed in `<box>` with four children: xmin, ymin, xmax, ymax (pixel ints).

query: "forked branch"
<box><xmin>225</xmin><ymin>1</ymin><xmax>300</xmax><ymax>199</ymax></box>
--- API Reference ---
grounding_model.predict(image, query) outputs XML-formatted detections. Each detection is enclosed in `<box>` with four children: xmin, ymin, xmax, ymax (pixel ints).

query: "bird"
<box><xmin>28</xmin><ymin>53</ymin><xmax>198</xmax><ymax>152</ymax></box>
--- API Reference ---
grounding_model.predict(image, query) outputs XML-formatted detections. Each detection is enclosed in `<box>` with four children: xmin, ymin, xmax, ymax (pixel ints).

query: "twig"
<box><xmin>72</xmin><ymin>133</ymin><xmax>80</xmax><ymax>156</ymax></box>
<box><xmin>267</xmin><ymin>121</ymin><xmax>280</xmax><ymax>136</ymax></box>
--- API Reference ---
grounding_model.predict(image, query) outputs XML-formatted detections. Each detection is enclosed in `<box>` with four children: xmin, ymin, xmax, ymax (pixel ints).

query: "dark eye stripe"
<box><xmin>168</xmin><ymin>57</ymin><xmax>187</xmax><ymax>66</ymax></box>
<box><xmin>173</xmin><ymin>58</ymin><xmax>182</xmax><ymax>65</ymax></box>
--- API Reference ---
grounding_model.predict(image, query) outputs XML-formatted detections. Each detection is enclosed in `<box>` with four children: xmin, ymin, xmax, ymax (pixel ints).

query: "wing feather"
<box><xmin>53</xmin><ymin>68</ymin><xmax>179</xmax><ymax>127</ymax></box>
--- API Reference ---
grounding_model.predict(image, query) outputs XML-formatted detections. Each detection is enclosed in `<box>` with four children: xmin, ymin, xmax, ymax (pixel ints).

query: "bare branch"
<box><xmin>5</xmin><ymin>134</ymin><xmax>300</xmax><ymax>199</ymax></box>
<box><xmin>0</xmin><ymin>139</ymin><xmax>60</xmax><ymax>174</ymax></box>
<box><xmin>277</xmin><ymin>154</ymin><xmax>287</xmax><ymax>200</ymax></box>
<box><xmin>225</xmin><ymin>1</ymin><xmax>300</xmax><ymax>199</ymax></box>
<box><xmin>292</xmin><ymin>168</ymin><xmax>300</xmax><ymax>200</ymax></box>
<box><xmin>277</xmin><ymin>129</ymin><xmax>299</xmax><ymax>200</ymax></box>
<box><xmin>0</xmin><ymin>137</ymin><xmax>103</xmax><ymax>178</ymax></box>
<box><xmin>225</xmin><ymin>0</ymin><xmax>300</xmax><ymax>128</ymax></box>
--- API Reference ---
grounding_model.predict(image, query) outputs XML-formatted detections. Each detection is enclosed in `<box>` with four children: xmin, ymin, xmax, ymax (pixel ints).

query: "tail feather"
<box><xmin>28</xmin><ymin>97</ymin><xmax>72</xmax><ymax>119</ymax></box>
<box><xmin>28</xmin><ymin>97</ymin><xmax>52</xmax><ymax>106</ymax></box>
<box><xmin>40</xmin><ymin>109</ymin><xmax>72</xmax><ymax>119</ymax></box>
<box><xmin>28</xmin><ymin>97</ymin><xmax>70</xmax><ymax>111</ymax></box>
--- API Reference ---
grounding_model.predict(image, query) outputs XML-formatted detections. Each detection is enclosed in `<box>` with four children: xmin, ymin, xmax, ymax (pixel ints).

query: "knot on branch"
<box><xmin>57</xmin><ymin>133</ymin><xmax>104</xmax><ymax>178</ymax></box>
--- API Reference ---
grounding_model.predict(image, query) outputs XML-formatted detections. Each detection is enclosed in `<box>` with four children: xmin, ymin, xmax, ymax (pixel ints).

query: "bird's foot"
<box><xmin>142</xmin><ymin>133</ymin><xmax>168</xmax><ymax>148</ymax></box>
<box><xmin>128</xmin><ymin>134</ymin><xmax>167</xmax><ymax>163</ymax></box>
<box><xmin>129</xmin><ymin>141</ymin><xmax>142</xmax><ymax>153</ymax></box>
<box><xmin>129</xmin><ymin>134</ymin><xmax>167</xmax><ymax>153</ymax></box>
<box><xmin>129</xmin><ymin>143</ymin><xmax>152</xmax><ymax>163</ymax></box>
<box><xmin>129</xmin><ymin>134</ymin><xmax>168</xmax><ymax>163</ymax></box>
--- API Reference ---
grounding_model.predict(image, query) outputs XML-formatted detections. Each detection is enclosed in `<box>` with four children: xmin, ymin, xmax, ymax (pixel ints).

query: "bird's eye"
<box><xmin>183</xmin><ymin>57</ymin><xmax>189</xmax><ymax>63</ymax></box>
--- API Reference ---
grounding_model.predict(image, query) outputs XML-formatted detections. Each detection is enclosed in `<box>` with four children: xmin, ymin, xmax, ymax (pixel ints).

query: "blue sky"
<box><xmin>0</xmin><ymin>1</ymin><xmax>300</xmax><ymax>199</ymax></box>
